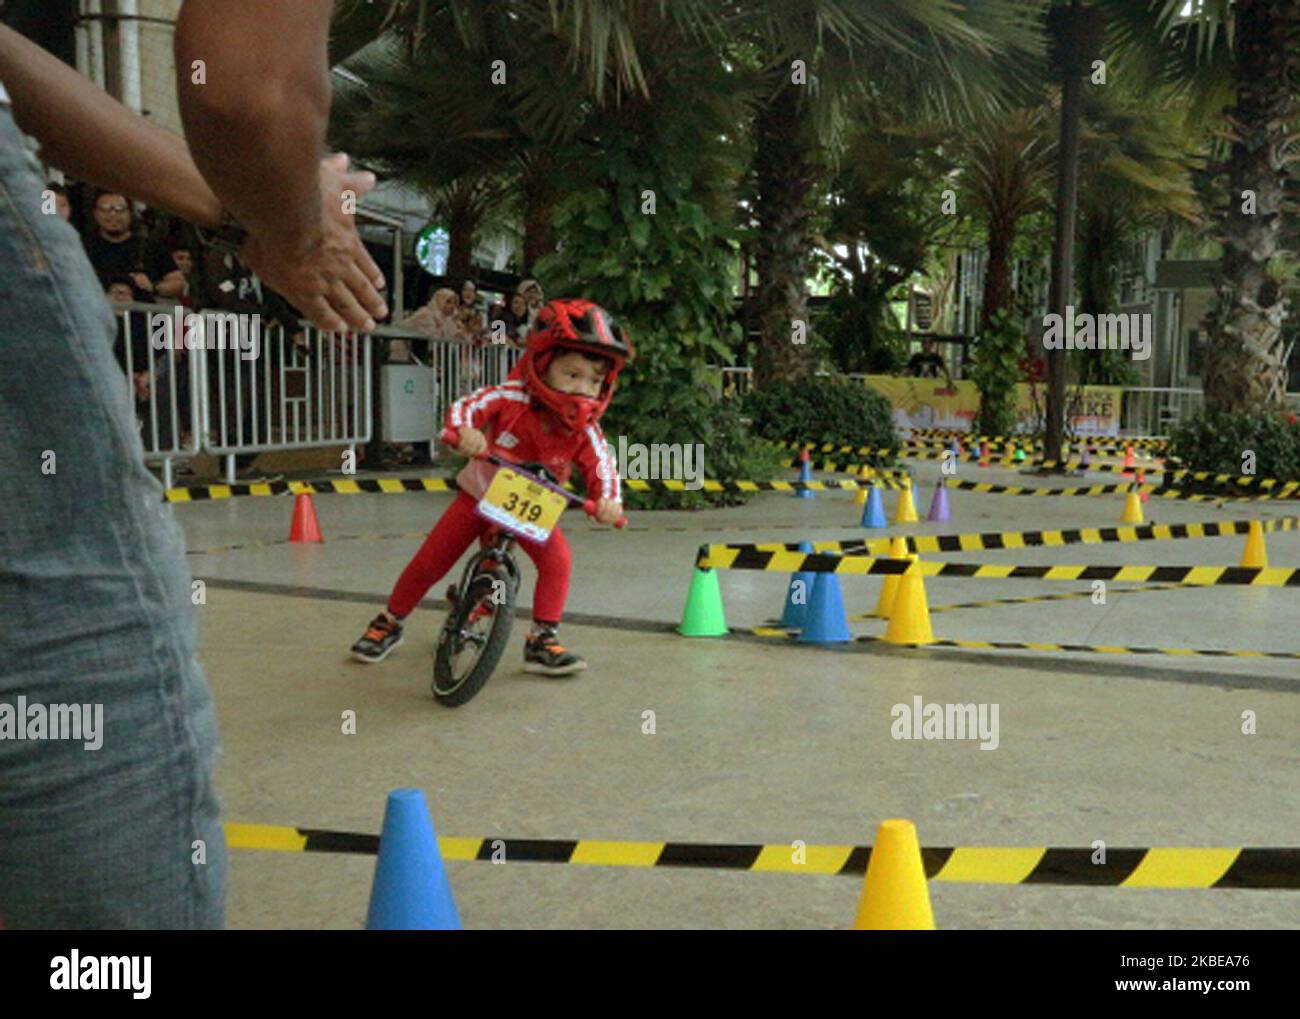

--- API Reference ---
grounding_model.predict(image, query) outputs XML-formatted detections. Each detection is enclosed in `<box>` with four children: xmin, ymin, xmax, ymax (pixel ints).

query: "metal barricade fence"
<box><xmin>389</xmin><ymin>328</ymin><xmax>523</xmax><ymax>429</ymax></box>
<box><xmin>112</xmin><ymin>302</ymin><xmax>203</xmax><ymax>489</ymax></box>
<box><xmin>111</xmin><ymin>303</ymin><xmax>372</xmax><ymax>484</ymax></box>
<box><xmin>1118</xmin><ymin>387</ymin><xmax>1203</xmax><ymax>438</ymax></box>
<box><xmin>200</xmin><ymin>314</ymin><xmax>371</xmax><ymax>482</ymax></box>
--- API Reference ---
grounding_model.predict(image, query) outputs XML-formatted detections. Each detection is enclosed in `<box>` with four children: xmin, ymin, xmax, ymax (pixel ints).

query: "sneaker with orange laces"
<box><xmin>350</xmin><ymin>613</ymin><xmax>404</xmax><ymax>663</ymax></box>
<box><xmin>523</xmin><ymin>625</ymin><xmax>586</xmax><ymax>677</ymax></box>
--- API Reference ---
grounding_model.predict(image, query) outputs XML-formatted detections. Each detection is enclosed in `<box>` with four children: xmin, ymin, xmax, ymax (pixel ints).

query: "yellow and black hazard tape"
<box><xmin>749</xmin><ymin>627</ymin><xmax>1300</xmax><ymax>660</ymax></box>
<box><xmin>164</xmin><ymin>475</ymin><xmax>915</xmax><ymax>502</ymax></box>
<box><xmin>849</xmin><ymin>584</ymin><xmax>1186</xmax><ymax>617</ymax></box>
<box><xmin>783</xmin><ymin>436</ymin><xmax>1169</xmax><ymax>457</ymax></box>
<box><xmin>779</xmin><ymin>457</ymin><xmax>913</xmax><ymax>478</ymax></box>
<box><xmin>947</xmin><ymin>478</ymin><xmax>1300</xmax><ymax>501</ymax></box>
<box><xmin>1163</xmin><ymin>468</ymin><xmax>1300</xmax><ymax>492</ymax></box>
<box><xmin>702</xmin><ymin>517</ymin><xmax>1300</xmax><ymax>559</ymax></box>
<box><xmin>224</xmin><ymin>823</ymin><xmax>1300</xmax><ymax>888</ymax></box>
<box><xmin>166</xmin><ymin>476</ymin><xmax>460</xmax><ymax>502</ymax></box>
<box><xmin>904</xmin><ymin>429</ymin><xmax>1169</xmax><ymax>452</ymax></box>
<box><xmin>696</xmin><ymin>548</ymin><xmax>1300</xmax><ymax>586</ymax></box>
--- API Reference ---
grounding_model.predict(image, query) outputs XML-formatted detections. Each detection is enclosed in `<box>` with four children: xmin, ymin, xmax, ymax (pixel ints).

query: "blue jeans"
<box><xmin>0</xmin><ymin>103</ymin><xmax>225</xmax><ymax>927</ymax></box>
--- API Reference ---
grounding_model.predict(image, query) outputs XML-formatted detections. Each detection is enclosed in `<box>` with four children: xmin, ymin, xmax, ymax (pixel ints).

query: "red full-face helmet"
<box><xmin>518</xmin><ymin>298</ymin><xmax>633</xmax><ymax>430</ymax></box>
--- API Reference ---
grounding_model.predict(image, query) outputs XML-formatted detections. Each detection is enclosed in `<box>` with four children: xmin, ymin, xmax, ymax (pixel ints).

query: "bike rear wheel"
<box><xmin>432</xmin><ymin>565</ymin><xmax>515</xmax><ymax>707</ymax></box>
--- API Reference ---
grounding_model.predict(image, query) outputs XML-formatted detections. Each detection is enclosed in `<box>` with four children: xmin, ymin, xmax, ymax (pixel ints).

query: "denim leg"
<box><xmin>0</xmin><ymin>106</ymin><xmax>225</xmax><ymax>928</ymax></box>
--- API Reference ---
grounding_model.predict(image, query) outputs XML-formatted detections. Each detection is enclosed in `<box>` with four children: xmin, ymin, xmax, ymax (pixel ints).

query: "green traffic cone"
<box><xmin>679</xmin><ymin>568</ymin><xmax>728</xmax><ymax>636</ymax></box>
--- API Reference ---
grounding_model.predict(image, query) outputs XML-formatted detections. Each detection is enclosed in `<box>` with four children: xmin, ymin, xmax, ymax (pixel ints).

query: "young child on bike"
<box><xmin>350</xmin><ymin>298</ymin><xmax>630</xmax><ymax>676</ymax></box>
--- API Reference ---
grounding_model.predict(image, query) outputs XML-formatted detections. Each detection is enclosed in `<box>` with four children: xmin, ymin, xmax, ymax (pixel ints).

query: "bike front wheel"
<box><xmin>432</xmin><ymin>565</ymin><xmax>515</xmax><ymax>707</ymax></box>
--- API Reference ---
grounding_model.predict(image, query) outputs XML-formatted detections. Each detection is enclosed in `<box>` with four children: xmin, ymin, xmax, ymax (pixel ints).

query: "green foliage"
<box><xmin>535</xmin><ymin>73</ymin><xmax>772</xmax><ymax>508</ymax></box>
<box><xmin>1169</xmin><ymin>409</ymin><xmax>1300</xmax><ymax>483</ymax></box>
<box><xmin>1073</xmin><ymin>346</ymin><xmax>1139</xmax><ymax>387</ymax></box>
<box><xmin>743</xmin><ymin>377</ymin><xmax>899</xmax><ymax>463</ymax></box>
<box><xmin>815</xmin><ymin>287</ymin><xmax>908</xmax><ymax>374</ymax></box>
<box><xmin>968</xmin><ymin>307</ymin><xmax>1022</xmax><ymax>436</ymax></box>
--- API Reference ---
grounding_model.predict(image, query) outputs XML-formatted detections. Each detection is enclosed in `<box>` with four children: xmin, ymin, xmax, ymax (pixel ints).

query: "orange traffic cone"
<box><xmin>289</xmin><ymin>492</ymin><xmax>324</xmax><ymax>542</ymax></box>
<box><xmin>1121</xmin><ymin>445</ymin><xmax>1135</xmax><ymax>478</ymax></box>
<box><xmin>977</xmin><ymin>441</ymin><xmax>990</xmax><ymax>468</ymax></box>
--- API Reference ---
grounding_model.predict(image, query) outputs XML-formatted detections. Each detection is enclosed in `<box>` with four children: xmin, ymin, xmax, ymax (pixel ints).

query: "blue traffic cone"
<box><xmin>780</xmin><ymin>542</ymin><xmax>816</xmax><ymax>628</ymax></box>
<box><xmin>366</xmin><ymin>788</ymin><xmax>461</xmax><ymax>930</ymax></box>
<box><xmin>861</xmin><ymin>485</ymin><xmax>887</xmax><ymax>528</ymax></box>
<box><xmin>796</xmin><ymin>450</ymin><xmax>816</xmax><ymax>499</ymax></box>
<box><xmin>798</xmin><ymin>571</ymin><xmax>852</xmax><ymax>643</ymax></box>
<box><xmin>927</xmin><ymin>480</ymin><xmax>950</xmax><ymax>522</ymax></box>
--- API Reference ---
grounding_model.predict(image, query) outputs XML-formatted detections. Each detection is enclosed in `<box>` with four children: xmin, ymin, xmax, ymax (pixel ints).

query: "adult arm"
<box><xmin>0</xmin><ymin>23</ymin><xmax>223</xmax><ymax>228</ymax></box>
<box><xmin>174</xmin><ymin>1</ymin><xmax>387</xmax><ymax>332</ymax></box>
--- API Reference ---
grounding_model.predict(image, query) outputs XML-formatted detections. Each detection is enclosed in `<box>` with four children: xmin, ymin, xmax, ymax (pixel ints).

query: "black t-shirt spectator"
<box><xmin>83</xmin><ymin>232</ymin><xmax>178</xmax><ymax>290</ymax></box>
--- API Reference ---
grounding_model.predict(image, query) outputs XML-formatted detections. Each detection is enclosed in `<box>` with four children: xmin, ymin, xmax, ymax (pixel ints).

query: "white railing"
<box><xmin>112</xmin><ymin>303</ymin><xmax>205</xmax><ymax>488</ymax></box>
<box><xmin>1117</xmin><ymin>387</ymin><xmax>1202</xmax><ymax>438</ymax></box>
<box><xmin>111</xmin><ymin>304</ymin><xmax>528</xmax><ymax>484</ymax></box>
<box><xmin>113</xmin><ymin>304</ymin><xmax>372</xmax><ymax>484</ymax></box>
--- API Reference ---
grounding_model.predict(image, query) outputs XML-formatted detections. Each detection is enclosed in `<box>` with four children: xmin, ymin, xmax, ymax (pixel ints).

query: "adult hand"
<box><xmin>130</xmin><ymin>272</ymin><xmax>154</xmax><ymax>293</ymax></box>
<box><xmin>239</xmin><ymin>153</ymin><xmax>388</xmax><ymax>335</ymax></box>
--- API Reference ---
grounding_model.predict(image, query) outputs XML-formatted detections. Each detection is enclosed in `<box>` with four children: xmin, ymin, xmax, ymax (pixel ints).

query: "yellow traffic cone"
<box><xmin>1240</xmin><ymin>520</ymin><xmax>1268</xmax><ymax>568</ymax></box>
<box><xmin>883</xmin><ymin>559</ymin><xmax>934</xmax><ymax>645</ymax></box>
<box><xmin>853</xmin><ymin>819</ymin><xmax>935</xmax><ymax>930</ymax></box>
<box><xmin>893</xmin><ymin>482</ymin><xmax>919</xmax><ymax>523</ymax></box>
<box><xmin>872</xmin><ymin>537</ymin><xmax>909</xmax><ymax>618</ymax></box>
<box><xmin>854</xmin><ymin>465</ymin><xmax>870</xmax><ymax>505</ymax></box>
<box><xmin>1121</xmin><ymin>485</ymin><xmax>1144</xmax><ymax>524</ymax></box>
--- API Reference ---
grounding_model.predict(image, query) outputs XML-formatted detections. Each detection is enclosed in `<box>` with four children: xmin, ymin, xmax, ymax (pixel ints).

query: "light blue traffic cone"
<box><xmin>796</xmin><ymin>452</ymin><xmax>816</xmax><ymax>499</ymax></box>
<box><xmin>780</xmin><ymin>542</ymin><xmax>816</xmax><ymax>628</ymax></box>
<box><xmin>861</xmin><ymin>485</ymin><xmax>887</xmax><ymax>528</ymax></box>
<box><xmin>366</xmin><ymin>789</ymin><xmax>461</xmax><ymax>930</ymax></box>
<box><xmin>798</xmin><ymin>571</ymin><xmax>852</xmax><ymax>643</ymax></box>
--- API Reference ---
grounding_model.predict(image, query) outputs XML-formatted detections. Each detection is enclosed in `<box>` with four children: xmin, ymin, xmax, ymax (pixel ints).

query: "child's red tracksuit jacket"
<box><xmin>386</xmin><ymin>378</ymin><xmax>620</xmax><ymax>623</ymax></box>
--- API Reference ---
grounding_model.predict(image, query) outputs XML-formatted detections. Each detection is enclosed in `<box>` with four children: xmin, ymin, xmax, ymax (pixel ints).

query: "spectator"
<box><xmin>488</xmin><ymin>291</ymin><xmax>533</xmax><ymax>347</ymax></box>
<box><xmin>82</xmin><ymin>189</ymin><xmax>186</xmax><ymax>299</ymax></box>
<box><xmin>44</xmin><ymin>179</ymin><xmax>71</xmax><ymax>220</ymax></box>
<box><xmin>170</xmin><ymin>243</ymin><xmax>200</xmax><ymax>308</ymax></box>
<box><xmin>406</xmin><ymin>286</ymin><xmax>472</xmax><ymax>342</ymax></box>
<box><xmin>105</xmin><ymin>275</ymin><xmax>185</xmax><ymax>456</ymax></box>
<box><xmin>517</xmin><ymin>277</ymin><xmax>544</xmax><ymax>316</ymax></box>
<box><xmin>460</xmin><ymin>278</ymin><xmax>480</xmax><ymax>313</ymax></box>
<box><xmin>459</xmin><ymin>278</ymin><xmax>486</xmax><ymax>337</ymax></box>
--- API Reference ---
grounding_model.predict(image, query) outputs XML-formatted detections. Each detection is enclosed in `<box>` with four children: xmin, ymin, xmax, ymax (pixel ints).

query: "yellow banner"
<box><xmin>864</xmin><ymin>376</ymin><xmax>1121</xmax><ymax>437</ymax></box>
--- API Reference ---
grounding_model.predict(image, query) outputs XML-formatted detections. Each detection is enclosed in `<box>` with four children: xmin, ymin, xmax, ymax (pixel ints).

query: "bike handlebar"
<box><xmin>440</xmin><ymin>427</ymin><xmax>627</xmax><ymax>528</ymax></box>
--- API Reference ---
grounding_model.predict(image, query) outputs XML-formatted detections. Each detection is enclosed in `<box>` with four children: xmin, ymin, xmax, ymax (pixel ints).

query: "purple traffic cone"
<box><xmin>927</xmin><ymin>480</ymin><xmax>950</xmax><ymax>522</ymax></box>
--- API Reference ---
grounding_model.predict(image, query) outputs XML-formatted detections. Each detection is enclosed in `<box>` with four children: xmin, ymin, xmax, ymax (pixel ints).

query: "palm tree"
<box><xmin>1097</xmin><ymin>0</ymin><xmax>1300</xmax><ymax>412</ymax></box>
<box><xmin>958</xmin><ymin>106</ymin><xmax>1057</xmax><ymax>340</ymax></box>
<box><xmin>737</xmin><ymin>0</ymin><xmax>1042</xmax><ymax>385</ymax></box>
<box><xmin>1072</xmin><ymin>82</ymin><xmax>1203</xmax><ymax>384</ymax></box>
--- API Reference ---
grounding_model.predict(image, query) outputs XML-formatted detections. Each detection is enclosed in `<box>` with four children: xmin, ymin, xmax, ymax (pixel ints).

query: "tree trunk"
<box><xmin>520</xmin><ymin>158</ymin><xmax>557</xmax><ymax>274</ymax></box>
<box><xmin>752</xmin><ymin>81</ymin><xmax>817</xmax><ymax>386</ymax></box>
<box><xmin>1200</xmin><ymin>0</ymin><xmax>1299</xmax><ymax>413</ymax></box>
<box><xmin>980</xmin><ymin>213</ymin><xmax>1016</xmax><ymax>335</ymax></box>
<box><xmin>445</xmin><ymin>190</ymin><xmax>479</xmax><ymax>282</ymax></box>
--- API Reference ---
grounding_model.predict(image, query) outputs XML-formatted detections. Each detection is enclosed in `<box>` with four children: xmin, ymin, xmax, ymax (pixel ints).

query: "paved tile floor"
<box><xmin>179</xmin><ymin>458</ymin><xmax>1300</xmax><ymax>928</ymax></box>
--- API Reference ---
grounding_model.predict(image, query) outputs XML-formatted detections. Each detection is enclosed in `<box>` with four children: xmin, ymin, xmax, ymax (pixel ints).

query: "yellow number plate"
<box><xmin>477</xmin><ymin>467</ymin><xmax>568</xmax><ymax>543</ymax></box>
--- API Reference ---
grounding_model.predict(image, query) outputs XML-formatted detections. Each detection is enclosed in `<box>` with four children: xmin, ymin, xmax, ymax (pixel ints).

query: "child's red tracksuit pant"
<box><xmin>387</xmin><ymin>492</ymin><xmax>571</xmax><ymax>622</ymax></box>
